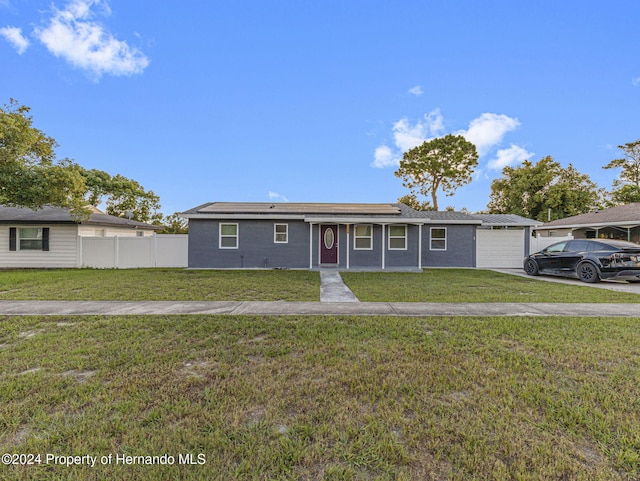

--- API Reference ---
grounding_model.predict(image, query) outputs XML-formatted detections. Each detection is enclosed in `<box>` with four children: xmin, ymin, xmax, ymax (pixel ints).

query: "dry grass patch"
<box><xmin>0</xmin><ymin>315</ymin><xmax>639</xmax><ymax>480</ymax></box>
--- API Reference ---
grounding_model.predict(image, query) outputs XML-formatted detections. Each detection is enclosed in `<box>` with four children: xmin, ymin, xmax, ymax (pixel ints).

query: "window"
<box><xmin>136</xmin><ymin>231</ymin><xmax>144</xmax><ymax>237</ymax></box>
<box><xmin>388</xmin><ymin>225</ymin><xmax>407</xmax><ymax>250</ymax></box>
<box><xmin>274</xmin><ymin>224</ymin><xmax>288</xmax><ymax>243</ymax></box>
<box><xmin>430</xmin><ymin>228</ymin><xmax>447</xmax><ymax>250</ymax></box>
<box><xmin>354</xmin><ymin>224</ymin><xmax>372</xmax><ymax>250</ymax></box>
<box><xmin>545</xmin><ymin>241</ymin><xmax>566</xmax><ymax>253</ymax></box>
<box><xmin>219</xmin><ymin>223</ymin><xmax>238</xmax><ymax>249</ymax></box>
<box><xmin>9</xmin><ymin>227</ymin><xmax>49</xmax><ymax>251</ymax></box>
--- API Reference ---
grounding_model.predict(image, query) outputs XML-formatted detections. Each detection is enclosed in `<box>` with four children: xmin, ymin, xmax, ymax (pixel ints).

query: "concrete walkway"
<box><xmin>0</xmin><ymin>300</ymin><xmax>638</xmax><ymax>317</ymax></box>
<box><xmin>320</xmin><ymin>270</ymin><xmax>359</xmax><ymax>302</ymax></box>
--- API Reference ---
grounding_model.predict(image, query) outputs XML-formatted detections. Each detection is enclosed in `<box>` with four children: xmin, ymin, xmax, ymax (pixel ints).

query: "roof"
<box><xmin>472</xmin><ymin>213</ymin><xmax>542</xmax><ymax>227</ymax></box>
<box><xmin>541</xmin><ymin>203</ymin><xmax>640</xmax><ymax>228</ymax></box>
<box><xmin>186</xmin><ymin>202</ymin><xmax>402</xmax><ymax>216</ymax></box>
<box><xmin>181</xmin><ymin>202</ymin><xmax>482</xmax><ymax>224</ymax></box>
<box><xmin>0</xmin><ymin>205</ymin><xmax>160</xmax><ymax>230</ymax></box>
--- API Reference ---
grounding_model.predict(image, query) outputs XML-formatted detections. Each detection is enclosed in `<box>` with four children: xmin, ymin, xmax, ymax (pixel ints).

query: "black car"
<box><xmin>524</xmin><ymin>239</ymin><xmax>640</xmax><ymax>283</ymax></box>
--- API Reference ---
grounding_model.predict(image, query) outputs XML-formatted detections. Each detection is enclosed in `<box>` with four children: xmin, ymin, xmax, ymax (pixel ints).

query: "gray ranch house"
<box><xmin>183</xmin><ymin>202</ymin><xmax>497</xmax><ymax>270</ymax></box>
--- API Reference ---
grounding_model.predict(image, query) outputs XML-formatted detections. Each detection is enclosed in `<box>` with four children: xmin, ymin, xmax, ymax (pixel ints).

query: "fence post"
<box><xmin>114</xmin><ymin>236</ymin><xmax>119</xmax><ymax>269</ymax></box>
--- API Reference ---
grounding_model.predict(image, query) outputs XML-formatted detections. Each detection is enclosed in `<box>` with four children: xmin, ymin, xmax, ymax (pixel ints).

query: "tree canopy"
<box><xmin>0</xmin><ymin>99</ymin><xmax>165</xmax><ymax>224</ymax></box>
<box><xmin>603</xmin><ymin>139</ymin><xmax>640</xmax><ymax>204</ymax></box>
<box><xmin>0</xmin><ymin>99</ymin><xmax>89</xmax><ymax>219</ymax></box>
<box><xmin>394</xmin><ymin>134</ymin><xmax>478</xmax><ymax>211</ymax></box>
<box><xmin>81</xmin><ymin>168</ymin><xmax>162</xmax><ymax>223</ymax></box>
<box><xmin>487</xmin><ymin>156</ymin><xmax>603</xmax><ymax>222</ymax></box>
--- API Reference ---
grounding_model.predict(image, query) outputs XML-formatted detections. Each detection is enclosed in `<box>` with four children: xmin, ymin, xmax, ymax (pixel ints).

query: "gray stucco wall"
<box><xmin>188</xmin><ymin>219</ymin><xmax>477</xmax><ymax>269</ymax></box>
<box><xmin>422</xmin><ymin>224</ymin><xmax>476</xmax><ymax>267</ymax></box>
<box><xmin>188</xmin><ymin>219</ymin><xmax>310</xmax><ymax>269</ymax></box>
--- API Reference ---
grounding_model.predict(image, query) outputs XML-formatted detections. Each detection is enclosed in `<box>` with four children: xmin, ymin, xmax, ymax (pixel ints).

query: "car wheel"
<box><xmin>577</xmin><ymin>261</ymin><xmax>600</xmax><ymax>283</ymax></box>
<box><xmin>524</xmin><ymin>259</ymin><xmax>539</xmax><ymax>276</ymax></box>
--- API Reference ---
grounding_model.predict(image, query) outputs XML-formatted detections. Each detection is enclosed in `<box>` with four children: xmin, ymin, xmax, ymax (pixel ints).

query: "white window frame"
<box><xmin>274</xmin><ymin>223</ymin><xmax>288</xmax><ymax>243</ymax></box>
<box><xmin>219</xmin><ymin>223</ymin><xmax>239</xmax><ymax>249</ymax></box>
<box><xmin>388</xmin><ymin>224</ymin><xmax>407</xmax><ymax>250</ymax></box>
<box><xmin>430</xmin><ymin>227</ymin><xmax>447</xmax><ymax>251</ymax></box>
<box><xmin>353</xmin><ymin>224</ymin><xmax>373</xmax><ymax>250</ymax></box>
<box><xmin>19</xmin><ymin>227</ymin><xmax>44</xmax><ymax>250</ymax></box>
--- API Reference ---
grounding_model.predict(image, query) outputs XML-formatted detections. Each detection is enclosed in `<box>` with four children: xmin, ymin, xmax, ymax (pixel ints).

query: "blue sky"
<box><xmin>1</xmin><ymin>0</ymin><xmax>639</xmax><ymax>215</ymax></box>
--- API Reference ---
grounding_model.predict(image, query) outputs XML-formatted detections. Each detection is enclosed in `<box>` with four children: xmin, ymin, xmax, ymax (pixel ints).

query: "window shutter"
<box><xmin>42</xmin><ymin>228</ymin><xmax>50</xmax><ymax>251</ymax></box>
<box><xmin>9</xmin><ymin>228</ymin><xmax>16</xmax><ymax>251</ymax></box>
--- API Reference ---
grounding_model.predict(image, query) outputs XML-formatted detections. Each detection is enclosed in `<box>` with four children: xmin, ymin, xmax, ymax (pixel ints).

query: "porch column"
<box><xmin>381</xmin><ymin>224</ymin><xmax>386</xmax><ymax>270</ymax></box>
<box><xmin>309</xmin><ymin>223</ymin><xmax>313</xmax><ymax>269</ymax></box>
<box><xmin>346</xmin><ymin>224</ymin><xmax>350</xmax><ymax>270</ymax></box>
<box><xmin>418</xmin><ymin>224</ymin><xmax>422</xmax><ymax>269</ymax></box>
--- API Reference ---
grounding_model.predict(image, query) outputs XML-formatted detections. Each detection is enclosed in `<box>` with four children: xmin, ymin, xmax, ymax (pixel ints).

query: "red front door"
<box><xmin>320</xmin><ymin>225</ymin><xmax>338</xmax><ymax>264</ymax></box>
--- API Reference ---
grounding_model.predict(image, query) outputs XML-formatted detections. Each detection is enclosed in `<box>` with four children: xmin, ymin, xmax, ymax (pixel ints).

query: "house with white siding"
<box><xmin>0</xmin><ymin>205</ymin><xmax>160</xmax><ymax>268</ymax></box>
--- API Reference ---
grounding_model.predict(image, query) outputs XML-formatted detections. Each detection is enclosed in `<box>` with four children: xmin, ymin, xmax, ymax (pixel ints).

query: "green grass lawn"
<box><xmin>1</xmin><ymin>268</ymin><xmax>639</xmax><ymax>303</ymax></box>
<box><xmin>0</xmin><ymin>269</ymin><xmax>320</xmax><ymax>301</ymax></box>
<box><xmin>1</xmin><ymin>314</ymin><xmax>639</xmax><ymax>480</ymax></box>
<box><xmin>341</xmin><ymin>269</ymin><xmax>640</xmax><ymax>303</ymax></box>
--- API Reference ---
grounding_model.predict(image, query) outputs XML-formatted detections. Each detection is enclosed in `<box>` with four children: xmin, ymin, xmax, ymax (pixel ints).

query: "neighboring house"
<box><xmin>0</xmin><ymin>205</ymin><xmax>160</xmax><ymax>268</ymax></box>
<box><xmin>182</xmin><ymin>202</ymin><xmax>534</xmax><ymax>270</ymax></box>
<box><xmin>534</xmin><ymin>203</ymin><xmax>640</xmax><ymax>244</ymax></box>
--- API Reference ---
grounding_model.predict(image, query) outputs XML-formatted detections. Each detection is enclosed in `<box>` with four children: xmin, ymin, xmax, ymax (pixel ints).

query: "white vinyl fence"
<box><xmin>80</xmin><ymin>235</ymin><xmax>188</xmax><ymax>268</ymax></box>
<box><xmin>529</xmin><ymin>234</ymin><xmax>573</xmax><ymax>254</ymax></box>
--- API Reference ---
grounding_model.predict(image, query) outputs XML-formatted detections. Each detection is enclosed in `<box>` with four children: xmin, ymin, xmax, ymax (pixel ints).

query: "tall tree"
<box><xmin>603</xmin><ymin>139</ymin><xmax>640</xmax><ymax>204</ymax></box>
<box><xmin>160</xmin><ymin>212</ymin><xmax>188</xmax><ymax>234</ymax></box>
<box><xmin>397</xmin><ymin>193</ymin><xmax>432</xmax><ymax>211</ymax></box>
<box><xmin>488</xmin><ymin>156</ymin><xmax>602</xmax><ymax>222</ymax></box>
<box><xmin>81</xmin><ymin>168</ymin><xmax>162</xmax><ymax>223</ymax></box>
<box><xmin>394</xmin><ymin>134</ymin><xmax>478</xmax><ymax>211</ymax></box>
<box><xmin>0</xmin><ymin>99</ymin><xmax>89</xmax><ymax>219</ymax></box>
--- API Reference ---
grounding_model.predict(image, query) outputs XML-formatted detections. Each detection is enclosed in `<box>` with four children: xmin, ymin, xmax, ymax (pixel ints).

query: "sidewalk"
<box><xmin>0</xmin><ymin>300</ymin><xmax>638</xmax><ymax>316</ymax></box>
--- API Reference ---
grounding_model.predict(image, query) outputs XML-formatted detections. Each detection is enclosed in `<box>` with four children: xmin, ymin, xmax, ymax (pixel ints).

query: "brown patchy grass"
<box><xmin>1</xmin><ymin>315</ymin><xmax>639</xmax><ymax>480</ymax></box>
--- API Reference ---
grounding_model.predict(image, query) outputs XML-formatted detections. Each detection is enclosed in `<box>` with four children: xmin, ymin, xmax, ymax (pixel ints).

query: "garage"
<box><xmin>472</xmin><ymin>214</ymin><xmax>542</xmax><ymax>268</ymax></box>
<box><xmin>476</xmin><ymin>228</ymin><xmax>526</xmax><ymax>268</ymax></box>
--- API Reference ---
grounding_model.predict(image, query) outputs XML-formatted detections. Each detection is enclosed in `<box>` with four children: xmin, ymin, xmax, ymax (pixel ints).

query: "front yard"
<box><xmin>1</xmin><ymin>314</ymin><xmax>639</xmax><ymax>480</ymax></box>
<box><xmin>341</xmin><ymin>269</ymin><xmax>640</xmax><ymax>303</ymax></box>
<box><xmin>0</xmin><ymin>268</ymin><xmax>639</xmax><ymax>303</ymax></box>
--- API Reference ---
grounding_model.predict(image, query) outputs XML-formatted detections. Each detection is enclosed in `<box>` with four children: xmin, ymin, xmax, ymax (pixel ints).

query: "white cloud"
<box><xmin>372</xmin><ymin>145</ymin><xmax>397</xmax><ymax>168</ymax></box>
<box><xmin>458</xmin><ymin>113</ymin><xmax>520</xmax><ymax>156</ymax></box>
<box><xmin>268</xmin><ymin>191</ymin><xmax>289</xmax><ymax>202</ymax></box>
<box><xmin>408</xmin><ymin>85</ymin><xmax>423</xmax><ymax>96</ymax></box>
<box><xmin>0</xmin><ymin>26</ymin><xmax>29</xmax><ymax>54</ymax></box>
<box><xmin>488</xmin><ymin>144</ymin><xmax>533</xmax><ymax>170</ymax></box>
<box><xmin>392</xmin><ymin>108</ymin><xmax>445</xmax><ymax>152</ymax></box>
<box><xmin>633</xmin><ymin>77</ymin><xmax>640</xmax><ymax>87</ymax></box>
<box><xmin>34</xmin><ymin>0</ymin><xmax>149</xmax><ymax>78</ymax></box>
<box><xmin>372</xmin><ymin>110</ymin><xmax>524</xmax><ymax>170</ymax></box>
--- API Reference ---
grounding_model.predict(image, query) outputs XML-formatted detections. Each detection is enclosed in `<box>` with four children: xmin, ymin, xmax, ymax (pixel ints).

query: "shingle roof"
<box><xmin>472</xmin><ymin>213</ymin><xmax>542</xmax><ymax>226</ymax></box>
<box><xmin>182</xmin><ymin>202</ymin><xmax>482</xmax><ymax>223</ymax></box>
<box><xmin>0</xmin><ymin>205</ymin><xmax>160</xmax><ymax>230</ymax></box>
<box><xmin>188</xmin><ymin>202</ymin><xmax>402</xmax><ymax>216</ymax></box>
<box><xmin>541</xmin><ymin>203</ymin><xmax>640</xmax><ymax>228</ymax></box>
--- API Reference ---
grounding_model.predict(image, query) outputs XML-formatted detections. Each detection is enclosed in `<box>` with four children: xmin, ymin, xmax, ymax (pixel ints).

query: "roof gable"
<box><xmin>0</xmin><ymin>205</ymin><xmax>160</xmax><ymax>230</ymax></box>
<box><xmin>542</xmin><ymin>203</ymin><xmax>640</xmax><ymax>228</ymax></box>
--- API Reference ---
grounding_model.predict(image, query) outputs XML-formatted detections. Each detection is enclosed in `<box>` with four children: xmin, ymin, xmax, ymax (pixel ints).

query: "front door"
<box><xmin>320</xmin><ymin>225</ymin><xmax>338</xmax><ymax>264</ymax></box>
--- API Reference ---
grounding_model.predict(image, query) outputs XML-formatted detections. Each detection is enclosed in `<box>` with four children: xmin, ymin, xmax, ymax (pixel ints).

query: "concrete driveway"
<box><xmin>491</xmin><ymin>268</ymin><xmax>640</xmax><ymax>294</ymax></box>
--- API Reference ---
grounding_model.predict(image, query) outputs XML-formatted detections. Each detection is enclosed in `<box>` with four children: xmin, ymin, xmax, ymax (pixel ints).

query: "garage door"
<box><xmin>476</xmin><ymin>229</ymin><xmax>525</xmax><ymax>268</ymax></box>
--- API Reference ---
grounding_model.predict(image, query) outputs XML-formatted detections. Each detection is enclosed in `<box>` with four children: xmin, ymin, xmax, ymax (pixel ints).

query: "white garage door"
<box><xmin>476</xmin><ymin>229</ymin><xmax>525</xmax><ymax>268</ymax></box>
